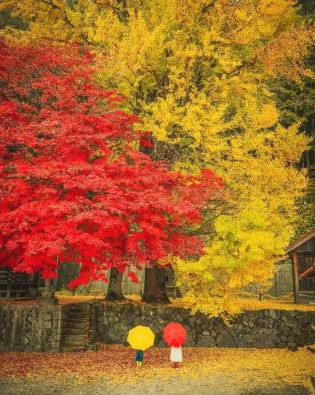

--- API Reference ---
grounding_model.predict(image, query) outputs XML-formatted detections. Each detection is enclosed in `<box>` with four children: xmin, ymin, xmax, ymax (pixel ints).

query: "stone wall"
<box><xmin>87</xmin><ymin>300</ymin><xmax>99</xmax><ymax>350</ymax></box>
<box><xmin>95</xmin><ymin>302</ymin><xmax>315</xmax><ymax>350</ymax></box>
<box><xmin>0</xmin><ymin>303</ymin><xmax>64</xmax><ymax>352</ymax></box>
<box><xmin>1</xmin><ymin>301</ymin><xmax>315</xmax><ymax>352</ymax></box>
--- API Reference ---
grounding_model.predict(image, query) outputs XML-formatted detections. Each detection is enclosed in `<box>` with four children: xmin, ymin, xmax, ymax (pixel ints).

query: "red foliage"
<box><xmin>127</xmin><ymin>271</ymin><xmax>139</xmax><ymax>283</ymax></box>
<box><xmin>140</xmin><ymin>132</ymin><xmax>154</xmax><ymax>148</ymax></box>
<box><xmin>0</xmin><ymin>41</ymin><xmax>223</xmax><ymax>286</ymax></box>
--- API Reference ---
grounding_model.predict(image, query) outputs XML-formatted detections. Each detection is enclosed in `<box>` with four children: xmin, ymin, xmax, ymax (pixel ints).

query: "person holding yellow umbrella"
<box><xmin>127</xmin><ymin>325</ymin><xmax>155</xmax><ymax>367</ymax></box>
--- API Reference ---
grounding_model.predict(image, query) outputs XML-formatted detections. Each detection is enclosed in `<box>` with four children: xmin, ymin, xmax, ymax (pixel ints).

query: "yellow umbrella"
<box><xmin>127</xmin><ymin>325</ymin><xmax>155</xmax><ymax>351</ymax></box>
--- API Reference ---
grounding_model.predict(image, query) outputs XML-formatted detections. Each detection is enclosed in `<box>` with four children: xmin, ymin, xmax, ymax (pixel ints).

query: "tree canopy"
<box><xmin>0</xmin><ymin>0</ymin><xmax>313</xmax><ymax>315</ymax></box>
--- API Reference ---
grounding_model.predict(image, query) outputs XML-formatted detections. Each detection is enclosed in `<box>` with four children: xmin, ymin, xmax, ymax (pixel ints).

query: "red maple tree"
<box><xmin>0</xmin><ymin>41</ymin><xmax>223</xmax><ymax>287</ymax></box>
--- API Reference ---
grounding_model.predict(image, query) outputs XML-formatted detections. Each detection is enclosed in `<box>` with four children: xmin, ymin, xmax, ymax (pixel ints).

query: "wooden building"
<box><xmin>0</xmin><ymin>269</ymin><xmax>43</xmax><ymax>300</ymax></box>
<box><xmin>0</xmin><ymin>262</ymin><xmax>79</xmax><ymax>300</ymax></box>
<box><xmin>286</xmin><ymin>229</ymin><xmax>315</xmax><ymax>303</ymax></box>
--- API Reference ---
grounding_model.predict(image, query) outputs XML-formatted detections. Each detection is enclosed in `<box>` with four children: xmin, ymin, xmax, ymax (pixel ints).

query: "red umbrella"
<box><xmin>163</xmin><ymin>322</ymin><xmax>187</xmax><ymax>347</ymax></box>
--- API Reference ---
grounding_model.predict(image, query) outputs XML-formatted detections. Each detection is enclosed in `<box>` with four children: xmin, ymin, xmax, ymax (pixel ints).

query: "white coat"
<box><xmin>170</xmin><ymin>346</ymin><xmax>182</xmax><ymax>362</ymax></box>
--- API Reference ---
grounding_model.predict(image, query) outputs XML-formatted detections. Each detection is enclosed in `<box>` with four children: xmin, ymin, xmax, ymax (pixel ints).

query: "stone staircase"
<box><xmin>61</xmin><ymin>303</ymin><xmax>90</xmax><ymax>352</ymax></box>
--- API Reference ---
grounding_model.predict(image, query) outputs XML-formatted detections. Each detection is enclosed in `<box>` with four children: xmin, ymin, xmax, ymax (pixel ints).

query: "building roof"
<box><xmin>286</xmin><ymin>228</ymin><xmax>315</xmax><ymax>254</ymax></box>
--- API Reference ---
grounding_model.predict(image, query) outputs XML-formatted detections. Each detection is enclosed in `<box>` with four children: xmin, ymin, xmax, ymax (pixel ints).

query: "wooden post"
<box><xmin>292</xmin><ymin>252</ymin><xmax>299</xmax><ymax>304</ymax></box>
<box><xmin>6</xmin><ymin>270</ymin><xmax>12</xmax><ymax>300</ymax></box>
<box><xmin>39</xmin><ymin>279</ymin><xmax>56</xmax><ymax>304</ymax></box>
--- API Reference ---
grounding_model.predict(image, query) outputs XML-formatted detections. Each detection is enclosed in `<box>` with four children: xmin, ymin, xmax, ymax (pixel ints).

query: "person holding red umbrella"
<box><xmin>170</xmin><ymin>344</ymin><xmax>182</xmax><ymax>368</ymax></box>
<box><xmin>163</xmin><ymin>322</ymin><xmax>187</xmax><ymax>368</ymax></box>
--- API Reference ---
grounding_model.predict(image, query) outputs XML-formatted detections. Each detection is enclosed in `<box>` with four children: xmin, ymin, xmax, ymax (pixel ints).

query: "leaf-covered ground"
<box><xmin>0</xmin><ymin>345</ymin><xmax>314</xmax><ymax>394</ymax></box>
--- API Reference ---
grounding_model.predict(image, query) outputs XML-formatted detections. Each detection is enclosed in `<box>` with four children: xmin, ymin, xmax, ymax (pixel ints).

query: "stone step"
<box><xmin>67</xmin><ymin>316</ymin><xmax>89</xmax><ymax>322</ymax></box>
<box><xmin>69</xmin><ymin>305</ymin><xmax>89</xmax><ymax>310</ymax></box>
<box><xmin>67</xmin><ymin>322</ymin><xmax>88</xmax><ymax>329</ymax></box>
<box><xmin>60</xmin><ymin>304</ymin><xmax>91</xmax><ymax>352</ymax></box>
<box><xmin>68</xmin><ymin>309</ymin><xmax>89</xmax><ymax>314</ymax></box>
<box><xmin>69</xmin><ymin>309</ymin><xmax>89</xmax><ymax>314</ymax></box>
<box><xmin>67</xmin><ymin>316</ymin><xmax>89</xmax><ymax>323</ymax></box>
<box><xmin>67</xmin><ymin>322</ymin><xmax>88</xmax><ymax>328</ymax></box>
<box><xmin>63</xmin><ymin>343</ymin><xmax>87</xmax><ymax>349</ymax></box>
<box><xmin>60</xmin><ymin>345</ymin><xmax>87</xmax><ymax>352</ymax></box>
<box><xmin>63</xmin><ymin>339</ymin><xmax>87</xmax><ymax>347</ymax></box>
<box><xmin>63</xmin><ymin>342</ymin><xmax>87</xmax><ymax>349</ymax></box>
<box><xmin>65</xmin><ymin>327</ymin><xmax>88</xmax><ymax>335</ymax></box>
<box><xmin>63</xmin><ymin>334</ymin><xmax>87</xmax><ymax>342</ymax></box>
<box><xmin>69</xmin><ymin>305</ymin><xmax>89</xmax><ymax>312</ymax></box>
<box><xmin>68</xmin><ymin>310</ymin><xmax>89</xmax><ymax>315</ymax></box>
<box><xmin>68</xmin><ymin>314</ymin><xmax>89</xmax><ymax>321</ymax></box>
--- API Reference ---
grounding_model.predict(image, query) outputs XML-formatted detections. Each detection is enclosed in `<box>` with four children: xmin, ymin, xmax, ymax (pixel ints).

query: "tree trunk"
<box><xmin>105</xmin><ymin>268</ymin><xmax>125</xmax><ymax>301</ymax></box>
<box><xmin>141</xmin><ymin>265</ymin><xmax>170</xmax><ymax>304</ymax></box>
